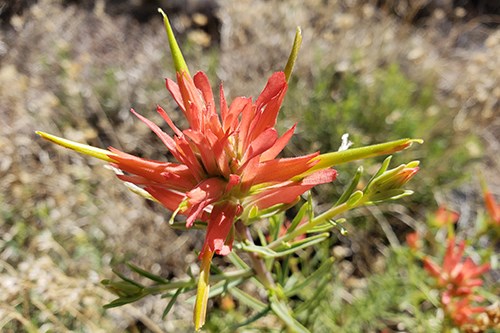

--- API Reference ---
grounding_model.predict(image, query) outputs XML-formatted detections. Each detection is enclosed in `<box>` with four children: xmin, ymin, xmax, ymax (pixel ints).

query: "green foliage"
<box><xmin>287</xmin><ymin>64</ymin><xmax>426</xmax><ymax>149</ymax></box>
<box><xmin>284</xmin><ymin>63</ymin><xmax>481</xmax><ymax>205</ymax></box>
<box><xmin>308</xmin><ymin>249</ymin><xmax>436</xmax><ymax>333</ymax></box>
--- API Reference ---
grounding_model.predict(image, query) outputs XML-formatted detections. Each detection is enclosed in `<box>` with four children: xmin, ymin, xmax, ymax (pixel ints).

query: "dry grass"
<box><xmin>0</xmin><ymin>0</ymin><xmax>197</xmax><ymax>330</ymax></box>
<box><xmin>0</xmin><ymin>0</ymin><xmax>498</xmax><ymax>331</ymax></box>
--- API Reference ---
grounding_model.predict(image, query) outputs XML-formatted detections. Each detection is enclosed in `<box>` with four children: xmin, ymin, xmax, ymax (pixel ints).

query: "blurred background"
<box><xmin>0</xmin><ymin>0</ymin><xmax>498</xmax><ymax>332</ymax></box>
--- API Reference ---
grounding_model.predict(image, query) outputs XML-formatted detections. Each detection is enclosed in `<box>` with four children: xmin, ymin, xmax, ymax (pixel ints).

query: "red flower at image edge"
<box><xmin>80</xmin><ymin>71</ymin><xmax>336</xmax><ymax>259</ymax></box>
<box><xmin>484</xmin><ymin>190</ymin><xmax>500</xmax><ymax>225</ymax></box>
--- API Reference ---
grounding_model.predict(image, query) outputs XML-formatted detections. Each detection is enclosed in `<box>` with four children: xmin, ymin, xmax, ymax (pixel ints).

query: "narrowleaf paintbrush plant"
<box><xmin>36</xmin><ymin>9</ymin><xmax>423</xmax><ymax>332</ymax></box>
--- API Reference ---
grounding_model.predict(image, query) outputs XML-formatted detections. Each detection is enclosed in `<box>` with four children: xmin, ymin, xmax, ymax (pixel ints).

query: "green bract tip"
<box><xmin>284</xmin><ymin>27</ymin><xmax>302</xmax><ymax>82</ymax></box>
<box><xmin>158</xmin><ymin>8</ymin><xmax>190</xmax><ymax>75</ymax></box>
<box><xmin>36</xmin><ymin>131</ymin><xmax>116</xmax><ymax>162</ymax></box>
<box><xmin>310</xmin><ymin>138</ymin><xmax>423</xmax><ymax>172</ymax></box>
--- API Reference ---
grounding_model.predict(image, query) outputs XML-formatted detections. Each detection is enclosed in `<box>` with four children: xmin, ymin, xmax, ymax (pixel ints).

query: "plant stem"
<box><xmin>235</xmin><ymin>221</ymin><xmax>311</xmax><ymax>333</ymax></box>
<box><xmin>235</xmin><ymin>221</ymin><xmax>276</xmax><ymax>290</ymax></box>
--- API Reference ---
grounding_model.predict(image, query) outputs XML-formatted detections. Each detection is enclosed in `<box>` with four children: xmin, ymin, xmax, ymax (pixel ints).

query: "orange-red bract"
<box><xmin>108</xmin><ymin>71</ymin><xmax>336</xmax><ymax>259</ymax></box>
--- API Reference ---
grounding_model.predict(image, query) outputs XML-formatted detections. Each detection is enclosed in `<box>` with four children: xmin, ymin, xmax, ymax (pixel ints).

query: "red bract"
<box><xmin>107</xmin><ymin>71</ymin><xmax>336</xmax><ymax>259</ymax></box>
<box><xmin>423</xmin><ymin>237</ymin><xmax>490</xmax><ymax>297</ymax></box>
<box><xmin>423</xmin><ymin>238</ymin><xmax>491</xmax><ymax>329</ymax></box>
<box><xmin>484</xmin><ymin>190</ymin><xmax>500</xmax><ymax>225</ymax></box>
<box><xmin>444</xmin><ymin>296</ymin><xmax>486</xmax><ymax>327</ymax></box>
<box><xmin>433</xmin><ymin>206</ymin><xmax>459</xmax><ymax>226</ymax></box>
<box><xmin>405</xmin><ymin>231</ymin><xmax>420</xmax><ymax>251</ymax></box>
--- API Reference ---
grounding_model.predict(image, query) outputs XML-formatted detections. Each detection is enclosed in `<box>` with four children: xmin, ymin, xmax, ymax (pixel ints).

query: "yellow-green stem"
<box><xmin>194</xmin><ymin>249</ymin><xmax>214</xmax><ymax>331</ymax></box>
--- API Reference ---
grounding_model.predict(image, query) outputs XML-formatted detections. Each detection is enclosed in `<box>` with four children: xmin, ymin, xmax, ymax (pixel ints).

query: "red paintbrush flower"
<box><xmin>423</xmin><ymin>237</ymin><xmax>490</xmax><ymax>297</ymax></box>
<box><xmin>444</xmin><ymin>296</ymin><xmax>487</xmax><ymax>327</ymax></box>
<box><xmin>122</xmin><ymin>70</ymin><xmax>337</xmax><ymax>258</ymax></box>
<box><xmin>423</xmin><ymin>238</ymin><xmax>491</xmax><ymax>329</ymax></box>
<box><xmin>40</xmin><ymin>70</ymin><xmax>336</xmax><ymax>259</ymax></box>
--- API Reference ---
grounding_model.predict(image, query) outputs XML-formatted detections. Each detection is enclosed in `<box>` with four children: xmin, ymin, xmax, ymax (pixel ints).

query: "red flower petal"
<box><xmin>252</xmin><ymin>153</ymin><xmax>318</xmax><ymax>185</ymax></box>
<box><xmin>251</xmin><ymin>169</ymin><xmax>337</xmax><ymax>209</ymax></box>
<box><xmin>200</xmin><ymin>203</ymin><xmax>241</xmax><ymax>258</ymax></box>
<box><xmin>145</xmin><ymin>185</ymin><xmax>185</xmax><ymax>212</ymax></box>
<box><xmin>248</xmin><ymin>72</ymin><xmax>287</xmax><ymax>143</ymax></box>
<box><xmin>260</xmin><ymin>124</ymin><xmax>297</xmax><ymax>161</ymax></box>
<box><xmin>240</xmin><ymin>127</ymin><xmax>278</xmax><ymax>167</ymax></box>
<box><xmin>255</xmin><ymin>72</ymin><xmax>287</xmax><ymax>110</ymax></box>
<box><xmin>185</xmin><ymin>177</ymin><xmax>227</xmax><ymax>227</ymax></box>
<box><xmin>165</xmin><ymin>78</ymin><xmax>186</xmax><ymax>113</ymax></box>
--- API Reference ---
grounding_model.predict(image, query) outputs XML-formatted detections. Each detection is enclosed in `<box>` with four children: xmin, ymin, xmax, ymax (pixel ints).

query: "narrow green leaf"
<box><xmin>111</xmin><ymin>269</ymin><xmax>144</xmax><ymax>288</ymax></box>
<box><xmin>307</xmin><ymin>220</ymin><xmax>337</xmax><ymax>233</ymax></box>
<box><xmin>376</xmin><ymin>156</ymin><xmax>393</xmax><ymax>177</ymax></box>
<box><xmin>185</xmin><ymin>269</ymin><xmax>253</xmax><ymax>304</ymax></box>
<box><xmin>230</xmin><ymin>287</ymin><xmax>268</xmax><ymax>312</ymax></box>
<box><xmin>285</xmin><ymin>258</ymin><xmax>334</xmax><ymax>297</ymax></box>
<box><xmin>126</xmin><ymin>262</ymin><xmax>169</xmax><ymax>284</ymax></box>
<box><xmin>101</xmin><ymin>280</ymin><xmax>143</xmax><ymax>297</ymax></box>
<box><xmin>283</xmin><ymin>272</ymin><xmax>300</xmax><ymax>291</ymax></box>
<box><xmin>231</xmin><ymin>307</ymin><xmax>271</xmax><ymax>330</ymax></box>
<box><xmin>207</xmin><ymin>278</ymin><xmax>244</xmax><ymax>299</ymax></box>
<box><xmin>346</xmin><ymin>190</ymin><xmax>364</xmax><ymax>208</ymax></box>
<box><xmin>275</xmin><ymin>260</ymin><xmax>284</xmax><ymax>285</ymax></box>
<box><xmin>295</xmin><ymin>275</ymin><xmax>331</xmax><ymax>314</ymax></box>
<box><xmin>335</xmin><ymin>166</ymin><xmax>363</xmax><ymax>205</ymax></box>
<box><xmin>269</xmin><ymin>294</ymin><xmax>310</xmax><ymax>333</ymax></box>
<box><xmin>103</xmin><ymin>294</ymin><xmax>145</xmax><ymax>308</ymax></box>
<box><xmin>162</xmin><ymin>288</ymin><xmax>184</xmax><ymax>319</ymax></box>
<box><xmin>273</xmin><ymin>233</ymin><xmax>330</xmax><ymax>257</ymax></box>
<box><xmin>269</xmin><ymin>212</ymin><xmax>285</xmax><ymax>241</ymax></box>
<box><xmin>241</xmin><ymin>244</ymin><xmax>279</xmax><ymax>258</ymax></box>
<box><xmin>367</xmin><ymin>189</ymin><xmax>414</xmax><ymax>203</ymax></box>
<box><xmin>289</xmin><ymin>200</ymin><xmax>311</xmax><ymax>233</ymax></box>
<box><xmin>257</xmin><ymin>228</ymin><xmax>268</xmax><ymax>246</ymax></box>
<box><xmin>242</xmin><ymin>233</ymin><xmax>329</xmax><ymax>258</ymax></box>
<box><xmin>227</xmin><ymin>252</ymin><xmax>250</xmax><ymax>270</ymax></box>
<box><xmin>281</xmin><ymin>257</ymin><xmax>290</xmax><ymax>285</ymax></box>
